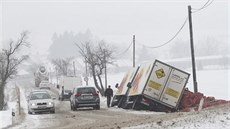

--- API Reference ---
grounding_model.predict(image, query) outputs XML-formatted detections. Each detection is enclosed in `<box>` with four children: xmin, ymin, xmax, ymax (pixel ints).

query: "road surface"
<box><xmin>5</xmin><ymin>76</ymin><xmax>230</xmax><ymax>129</ymax></box>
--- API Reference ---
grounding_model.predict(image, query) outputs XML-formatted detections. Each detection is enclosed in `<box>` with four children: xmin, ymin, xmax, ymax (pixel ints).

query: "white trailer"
<box><xmin>111</xmin><ymin>67</ymin><xmax>139</xmax><ymax>107</ymax></box>
<box><xmin>59</xmin><ymin>76</ymin><xmax>82</xmax><ymax>100</ymax></box>
<box><xmin>143</xmin><ymin>60</ymin><xmax>190</xmax><ymax>110</ymax></box>
<box><xmin>125</xmin><ymin>60</ymin><xmax>190</xmax><ymax>111</ymax></box>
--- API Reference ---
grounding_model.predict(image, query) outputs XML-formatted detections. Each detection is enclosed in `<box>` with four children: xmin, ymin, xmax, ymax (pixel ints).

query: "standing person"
<box><xmin>105</xmin><ymin>85</ymin><xmax>113</xmax><ymax>108</ymax></box>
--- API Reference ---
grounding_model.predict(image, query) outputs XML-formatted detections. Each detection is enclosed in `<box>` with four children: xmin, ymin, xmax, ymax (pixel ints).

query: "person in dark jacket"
<box><xmin>105</xmin><ymin>85</ymin><xmax>113</xmax><ymax>108</ymax></box>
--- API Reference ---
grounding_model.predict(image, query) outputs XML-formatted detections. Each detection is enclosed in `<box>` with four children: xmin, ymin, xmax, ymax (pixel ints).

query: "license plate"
<box><xmin>38</xmin><ymin>105</ymin><xmax>46</xmax><ymax>108</ymax></box>
<box><xmin>83</xmin><ymin>96</ymin><xmax>93</xmax><ymax>99</ymax></box>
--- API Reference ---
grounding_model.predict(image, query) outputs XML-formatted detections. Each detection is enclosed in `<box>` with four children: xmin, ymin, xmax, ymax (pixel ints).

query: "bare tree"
<box><xmin>75</xmin><ymin>41</ymin><xmax>115</xmax><ymax>96</ymax></box>
<box><xmin>51</xmin><ymin>57</ymin><xmax>73</xmax><ymax>76</ymax></box>
<box><xmin>0</xmin><ymin>31</ymin><xmax>30</xmax><ymax>110</ymax></box>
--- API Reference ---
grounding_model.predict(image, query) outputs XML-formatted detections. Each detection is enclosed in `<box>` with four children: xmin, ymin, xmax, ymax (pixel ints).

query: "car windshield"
<box><xmin>30</xmin><ymin>92</ymin><xmax>51</xmax><ymax>100</ymax></box>
<box><xmin>40</xmin><ymin>84</ymin><xmax>48</xmax><ymax>86</ymax></box>
<box><xmin>65</xmin><ymin>90</ymin><xmax>71</xmax><ymax>93</ymax></box>
<box><xmin>77</xmin><ymin>87</ymin><xmax>95</xmax><ymax>94</ymax></box>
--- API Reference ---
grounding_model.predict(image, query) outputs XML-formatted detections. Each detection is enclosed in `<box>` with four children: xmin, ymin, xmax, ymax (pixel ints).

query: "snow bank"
<box><xmin>124</xmin><ymin>107</ymin><xmax>230</xmax><ymax>129</ymax></box>
<box><xmin>0</xmin><ymin>110</ymin><xmax>12</xmax><ymax>128</ymax></box>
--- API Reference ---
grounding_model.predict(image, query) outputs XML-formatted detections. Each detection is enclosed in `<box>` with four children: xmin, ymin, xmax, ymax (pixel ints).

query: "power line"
<box><xmin>137</xmin><ymin>17</ymin><xmax>188</xmax><ymax>49</ymax></box>
<box><xmin>115</xmin><ymin>42</ymin><xmax>133</xmax><ymax>57</ymax></box>
<box><xmin>192</xmin><ymin>0</ymin><xmax>214</xmax><ymax>13</ymax></box>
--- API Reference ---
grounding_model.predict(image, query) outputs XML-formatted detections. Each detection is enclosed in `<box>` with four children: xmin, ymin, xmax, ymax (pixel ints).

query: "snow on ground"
<box><xmin>0</xmin><ymin>81</ymin><xmax>18</xmax><ymax>129</ymax></box>
<box><xmin>123</xmin><ymin>104</ymin><xmax>230</xmax><ymax>129</ymax></box>
<box><xmin>0</xmin><ymin>110</ymin><xmax>12</xmax><ymax>128</ymax></box>
<box><xmin>0</xmin><ymin>69</ymin><xmax>229</xmax><ymax>129</ymax></box>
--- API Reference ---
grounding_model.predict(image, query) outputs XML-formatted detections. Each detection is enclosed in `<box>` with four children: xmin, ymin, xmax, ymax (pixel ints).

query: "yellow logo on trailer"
<box><xmin>155</xmin><ymin>68</ymin><xmax>165</xmax><ymax>79</ymax></box>
<box><xmin>148</xmin><ymin>80</ymin><xmax>161</xmax><ymax>90</ymax></box>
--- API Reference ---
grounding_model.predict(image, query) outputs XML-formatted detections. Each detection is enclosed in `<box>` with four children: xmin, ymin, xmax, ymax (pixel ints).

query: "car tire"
<box><xmin>70</xmin><ymin>103</ymin><xmax>73</xmax><ymax>111</ymax></box>
<box><xmin>94</xmin><ymin>105</ymin><xmax>100</xmax><ymax>110</ymax></box>
<box><xmin>51</xmin><ymin>110</ymin><xmax>55</xmax><ymax>114</ymax></box>
<box><xmin>28</xmin><ymin>110</ymin><xmax>32</xmax><ymax>114</ymax></box>
<box><xmin>73</xmin><ymin>104</ymin><xmax>77</xmax><ymax>111</ymax></box>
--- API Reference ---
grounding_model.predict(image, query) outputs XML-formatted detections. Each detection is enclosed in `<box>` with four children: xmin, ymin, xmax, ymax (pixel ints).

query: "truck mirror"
<box><xmin>12</xmin><ymin>112</ymin><xmax>15</xmax><ymax>116</ymax></box>
<box><xmin>127</xmin><ymin>82</ymin><xmax>131</xmax><ymax>88</ymax></box>
<box><xmin>115</xmin><ymin>83</ymin><xmax>119</xmax><ymax>88</ymax></box>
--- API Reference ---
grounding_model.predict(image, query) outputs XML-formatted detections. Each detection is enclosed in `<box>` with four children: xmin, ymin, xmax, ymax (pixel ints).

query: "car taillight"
<box><xmin>92</xmin><ymin>92</ymin><xmax>99</xmax><ymax>96</ymax></box>
<box><xmin>75</xmin><ymin>93</ymin><xmax>81</xmax><ymax>97</ymax></box>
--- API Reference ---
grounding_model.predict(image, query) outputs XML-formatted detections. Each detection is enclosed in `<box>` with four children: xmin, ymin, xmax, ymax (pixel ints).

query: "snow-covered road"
<box><xmin>4</xmin><ymin>72</ymin><xmax>230</xmax><ymax>129</ymax></box>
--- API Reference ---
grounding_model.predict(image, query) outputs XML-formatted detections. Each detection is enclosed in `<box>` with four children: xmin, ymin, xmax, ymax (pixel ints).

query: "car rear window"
<box><xmin>77</xmin><ymin>87</ymin><xmax>96</xmax><ymax>94</ymax></box>
<box><xmin>65</xmin><ymin>90</ymin><xmax>71</xmax><ymax>93</ymax></box>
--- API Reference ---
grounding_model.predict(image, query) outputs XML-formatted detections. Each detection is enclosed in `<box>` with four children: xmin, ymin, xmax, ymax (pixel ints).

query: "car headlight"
<box><xmin>31</xmin><ymin>103</ymin><xmax>36</xmax><ymax>106</ymax></box>
<box><xmin>48</xmin><ymin>102</ymin><xmax>53</xmax><ymax>105</ymax></box>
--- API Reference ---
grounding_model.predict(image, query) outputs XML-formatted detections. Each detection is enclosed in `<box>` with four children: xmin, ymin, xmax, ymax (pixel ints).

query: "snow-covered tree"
<box><xmin>0</xmin><ymin>32</ymin><xmax>30</xmax><ymax>110</ymax></box>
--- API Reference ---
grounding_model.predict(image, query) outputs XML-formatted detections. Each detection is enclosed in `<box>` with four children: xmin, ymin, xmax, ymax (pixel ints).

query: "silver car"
<box><xmin>27</xmin><ymin>90</ymin><xmax>55</xmax><ymax>114</ymax></box>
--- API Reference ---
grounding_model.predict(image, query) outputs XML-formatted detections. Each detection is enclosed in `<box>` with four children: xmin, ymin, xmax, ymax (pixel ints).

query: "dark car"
<box><xmin>70</xmin><ymin>86</ymin><xmax>100</xmax><ymax>110</ymax></box>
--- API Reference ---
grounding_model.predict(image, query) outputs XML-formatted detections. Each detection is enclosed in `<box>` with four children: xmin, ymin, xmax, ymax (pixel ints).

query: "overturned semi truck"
<box><xmin>112</xmin><ymin>60</ymin><xmax>190</xmax><ymax>112</ymax></box>
<box><xmin>111</xmin><ymin>67</ymin><xmax>139</xmax><ymax>107</ymax></box>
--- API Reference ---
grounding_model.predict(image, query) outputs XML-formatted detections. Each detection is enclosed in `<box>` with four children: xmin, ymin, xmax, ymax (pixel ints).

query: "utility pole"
<box><xmin>133</xmin><ymin>35</ymin><xmax>135</xmax><ymax>67</ymax></box>
<box><xmin>73</xmin><ymin>61</ymin><xmax>76</xmax><ymax>76</ymax></box>
<box><xmin>85</xmin><ymin>61</ymin><xmax>88</xmax><ymax>86</ymax></box>
<box><xmin>188</xmin><ymin>5</ymin><xmax>198</xmax><ymax>93</ymax></box>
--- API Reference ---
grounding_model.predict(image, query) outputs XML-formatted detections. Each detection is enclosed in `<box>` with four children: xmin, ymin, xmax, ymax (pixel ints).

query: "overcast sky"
<box><xmin>0</xmin><ymin>0</ymin><xmax>229</xmax><ymax>54</ymax></box>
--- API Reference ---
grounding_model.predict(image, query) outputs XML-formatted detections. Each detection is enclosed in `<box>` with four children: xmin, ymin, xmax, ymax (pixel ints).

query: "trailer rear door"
<box><xmin>160</xmin><ymin>69</ymin><xmax>190</xmax><ymax>108</ymax></box>
<box><xmin>143</xmin><ymin>61</ymin><xmax>171</xmax><ymax>100</ymax></box>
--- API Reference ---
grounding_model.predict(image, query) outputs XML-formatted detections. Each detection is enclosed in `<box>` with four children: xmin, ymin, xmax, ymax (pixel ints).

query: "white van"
<box><xmin>58</xmin><ymin>76</ymin><xmax>82</xmax><ymax>101</ymax></box>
